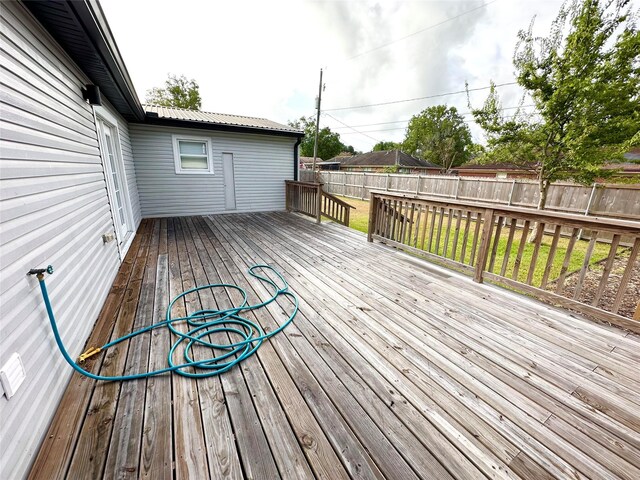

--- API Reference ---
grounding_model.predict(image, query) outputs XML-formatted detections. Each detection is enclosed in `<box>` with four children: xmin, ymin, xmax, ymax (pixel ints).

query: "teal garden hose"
<box><xmin>28</xmin><ymin>264</ymin><xmax>298</xmax><ymax>381</ymax></box>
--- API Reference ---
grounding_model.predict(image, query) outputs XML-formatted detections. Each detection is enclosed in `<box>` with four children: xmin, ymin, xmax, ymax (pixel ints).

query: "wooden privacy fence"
<box><xmin>285</xmin><ymin>181</ymin><xmax>353</xmax><ymax>226</ymax></box>
<box><xmin>368</xmin><ymin>191</ymin><xmax>640</xmax><ymax>332</ymax></box>
<box><xmin>312</xmin><ymin>171</ymin><xmax>640</xmax><ymax>221</ymax></box>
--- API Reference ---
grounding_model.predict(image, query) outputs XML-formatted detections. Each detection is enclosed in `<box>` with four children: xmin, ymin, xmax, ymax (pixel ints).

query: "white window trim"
<box><xmin>172</xmin><ymin>135</ymin><xmax>214</xmax><ymax>174</ymax></box>
<box><xmin>93</xmin><ymin>105</ymin><xmax>136</xmax><ymax>260</ymax></box>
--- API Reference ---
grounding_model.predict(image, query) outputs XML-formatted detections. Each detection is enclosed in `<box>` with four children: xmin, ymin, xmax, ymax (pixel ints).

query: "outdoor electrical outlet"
<box><xmin>0</xmin><ymin>352</ymin><xmax>26</xmax><ymax>399</ymax></box>
<box><xmin>102</xmin><ymin>233</ymin><xmax>115</xmax><ymax>244</ymax></box>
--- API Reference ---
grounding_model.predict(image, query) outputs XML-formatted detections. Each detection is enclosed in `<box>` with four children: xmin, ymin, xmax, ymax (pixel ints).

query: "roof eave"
<box><xmin>142</xmin><ymin>116</ymin><xmax>304</xmax><ymax>138</ymax></box>
<box><xmin>24</xmin><ymin>0</ymin><xmax>145</xmax><ymax>121</ymax></box>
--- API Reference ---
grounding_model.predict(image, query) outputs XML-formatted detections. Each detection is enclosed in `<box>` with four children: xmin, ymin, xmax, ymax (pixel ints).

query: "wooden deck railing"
<box><xmin>286</xmin><ymin>181</ymin><xmax>353</xmax><ymax>226</ymax></box>
<box><xmin>286</xmin><ymin>180</ymin><xmax>322</xmax><ymax>222</ymax></box>
<box><xmin>368</xmin><ymin>191</ymin><xmax>640</xmax><ymax>332</ymax></box>
<box><xmin>321</xmin><ymin>191</ymin><xmax>352</xmax><ymax>226</ymax></box>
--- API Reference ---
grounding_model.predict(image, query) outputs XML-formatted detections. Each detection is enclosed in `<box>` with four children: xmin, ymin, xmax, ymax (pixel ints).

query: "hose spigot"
<box><xmin>27</xmin><ymin>265</ymin><xmax>54</xmax><ymax>280</ymax></box>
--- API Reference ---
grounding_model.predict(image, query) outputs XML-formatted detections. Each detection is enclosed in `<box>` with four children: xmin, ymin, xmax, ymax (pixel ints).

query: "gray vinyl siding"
<box><xmin>0</xmin><ymin>3</ymin><xmax>138</xmax><ymax>479</ymax></box>
<box><xmin>130</xmin><ymin>124</ymin><xmax>296</xmax><ymax>217</ymax></box>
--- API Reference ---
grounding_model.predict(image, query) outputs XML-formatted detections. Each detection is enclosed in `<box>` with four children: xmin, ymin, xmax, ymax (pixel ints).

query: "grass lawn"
<box><xmin>333</xmin><ymin>195</ymin><xmax>611</xmax><ymax>287</ymax></box>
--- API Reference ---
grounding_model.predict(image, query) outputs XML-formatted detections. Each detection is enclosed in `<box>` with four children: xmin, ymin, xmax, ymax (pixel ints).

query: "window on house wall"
<box><xmin>172</xmin><ymin>135</ymin><xmax>213</xmax><ymax>174</ymax></box>
<box><xmin>496</xmin><ymin>172</ymin><xmax>508</xmax><ymax>179</ymax></box>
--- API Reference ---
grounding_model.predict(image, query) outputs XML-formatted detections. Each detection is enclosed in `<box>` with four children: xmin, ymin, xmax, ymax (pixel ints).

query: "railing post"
<box><xmin>285</xmin><ymin>181</ymin><xmax>291</xmax><ymax>212</ymax></box>
<box><xmin>315</xmin><ymin>183</ymin><xmax>322</xmax><ymax>223</ymax></box>
<box><xmin>474</xmin><ymin>208</ymin><xmax>494</xmax><ymax>283</ymax></box>
<box><xmin>367</xmin><ymin>195</ymin><xmax>378</xmax><ymax>242</ymax></box>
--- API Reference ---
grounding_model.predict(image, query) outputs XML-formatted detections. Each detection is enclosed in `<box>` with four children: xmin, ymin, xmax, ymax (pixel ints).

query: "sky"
<box><xmin>101</xmin><ymin>0</ymin><xmax>565</xmax><ymax>152</ymax></box>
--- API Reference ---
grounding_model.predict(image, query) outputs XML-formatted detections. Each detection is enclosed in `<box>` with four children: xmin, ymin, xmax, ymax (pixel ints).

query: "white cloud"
<box><xmin>101</xmin><ymin>0</ymin><xmax>564</xmax><ymax>152</ymax></box>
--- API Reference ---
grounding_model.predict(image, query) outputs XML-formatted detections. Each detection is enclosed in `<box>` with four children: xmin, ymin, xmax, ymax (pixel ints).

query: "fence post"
<box><xmin>315</xmin><ymin>183</ymin><xmax>322</xmax><ymax>223</ymax></box>
<box><xmin>454</xmin><ymin>176</ymin><xmax>461</xmax><ymax>199</ymax></box>
<box><xmin>367</xmin><ymin>195</ymin><xmax>378</xmax><ymax>242</ymax></box>
<box><xmin>416</xmin><ymin>175</ymin><xmax>421</xmax><ymax>195</ymax></box>
<box><xmin>474</xmin><ymin>208</ymin><xmax>495</xmax><ymax>283</ymax></box>
<box><xmin>386</xmin><ymin>173</ymin><xmax>391</xmax><ymax>191</ymax></box>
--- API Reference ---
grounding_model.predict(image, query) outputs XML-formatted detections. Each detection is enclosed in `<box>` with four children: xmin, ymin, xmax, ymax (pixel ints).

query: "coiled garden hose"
<box><xmin>29</xmin><ymin>264</ymin><xmax>298</xmax><ymax>381</ymax></box>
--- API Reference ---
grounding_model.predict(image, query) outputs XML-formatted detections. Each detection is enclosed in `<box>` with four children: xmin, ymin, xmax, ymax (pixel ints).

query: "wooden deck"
<box><xmin>30</xmin><ymin>213</ymin><xmax>640</xmax><ymax>480</ymax></box>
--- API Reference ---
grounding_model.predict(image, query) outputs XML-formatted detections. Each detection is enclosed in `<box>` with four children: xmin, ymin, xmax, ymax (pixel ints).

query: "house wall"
<box><xmin>130</xmin><ymin>124</ymin><xmax>297</xmax><ymax>217</ymax></box>
<box><xmin>0</xmin><ymin>3</ymin><xmax>140</xmax><ymax>479</ymax></box>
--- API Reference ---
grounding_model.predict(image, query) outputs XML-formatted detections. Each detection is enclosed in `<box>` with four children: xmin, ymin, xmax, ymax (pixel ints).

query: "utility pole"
<box><xmin>312</xmin><ymin>68</ymin><xmax>323</xmax><ymax>176</ymax></box>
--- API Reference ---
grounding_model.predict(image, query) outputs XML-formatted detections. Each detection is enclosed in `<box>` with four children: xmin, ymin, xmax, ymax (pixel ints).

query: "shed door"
<box><xmin>223</xmin><ymin>153</ymin><xmax>236</xmax><ymax>210</ymax></box>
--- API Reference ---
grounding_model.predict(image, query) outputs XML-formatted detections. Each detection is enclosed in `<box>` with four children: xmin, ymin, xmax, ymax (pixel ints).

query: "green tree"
<box><xmin>372</xmin><ymin>141</ymin><xmax>400</xmax><ymax>151</ymax></box>
<box><xmin>288</xmin><ymin>116</ymin><xmax>354</xmax><ymax>160</ymax></box>
<box><xmin>146</xmin><ymin>74</ymin><xmax>202</xmax><ymax>110</ymax></box>
<box><xmin>469</xmin><ymin>0</ymin><xmax>640</xmax><ymax>212</ymax></box>
<box><xmin>402</xmin><ymin>105</ymin><xmax>473</xmax><ymax>171</ymax></box>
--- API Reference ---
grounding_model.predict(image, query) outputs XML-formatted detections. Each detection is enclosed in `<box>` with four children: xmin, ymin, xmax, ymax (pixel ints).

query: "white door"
<box><xmin>223</xmin><ymin>153</ymin><xmax>236</xmax><ymax>210</ymax></box>
<box><xmin>97</xmin><ymin>118</ymin><xmax>131</xmax><ymax>246</ymax></box>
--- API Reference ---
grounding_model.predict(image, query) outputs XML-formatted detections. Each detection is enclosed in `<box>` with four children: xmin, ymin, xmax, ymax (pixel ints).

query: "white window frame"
<box><xmin>172</xmin><ymin>135</ymin><xmax>214</xmax><ymax>174</ymax></box>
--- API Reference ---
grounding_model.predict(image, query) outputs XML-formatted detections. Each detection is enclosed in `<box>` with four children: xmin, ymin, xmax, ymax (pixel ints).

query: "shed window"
<box><xmin>172</xmin><ymin>135</ymin><xmax>213</xmax><ymax>174</ymax></box>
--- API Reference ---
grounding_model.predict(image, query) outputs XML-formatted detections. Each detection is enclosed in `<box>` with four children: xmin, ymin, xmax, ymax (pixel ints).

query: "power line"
<box><xmin>329</xmin><ymin>104</ymin><xmax>536</xmax><ymax>129</ymax></box>
<box><xmin>346</xmin><ymin>0</ymin><xmax>499</xmax><ymax>61</ymax></box>
<box><xmin>322</xmin><ymin>112</ymin><xmax>381</xmax><ymax>142</ymax></box>
<box><xmin>323</xmin><ymin>81</ymin><xmax>518</xmax><ymax>112</ymax></box>
<box><xmin>334</xmin><ymin>113</ymin><xmax>539</xmax><ymax>135</ymax></box>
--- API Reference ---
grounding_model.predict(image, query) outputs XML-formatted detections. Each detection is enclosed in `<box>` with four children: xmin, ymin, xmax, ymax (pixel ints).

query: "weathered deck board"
<box><xmin>29</xmin><ymin>213</ymin><xmax>640</xmax><ymax>480</ymax></box>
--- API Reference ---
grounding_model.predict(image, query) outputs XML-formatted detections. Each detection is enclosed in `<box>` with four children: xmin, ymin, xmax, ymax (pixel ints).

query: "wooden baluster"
<box><xmin>573</xmin><ymin>232</ymin><xmax>599</xmax><ymax>300</ymax></box>
<box><xmin>412</xmin><ymin>205</ymin><xmax>422</xmax><ymax>247</ymax></box>
<box><xmin>512</xmin><ymin>220</ymin><xmax>530</xmax><ymax>281</ymax></box>
<box><xmin>435</xmin><ymin>207</ymin><xmax>445</xmax><ymax>255</ymax></box>
<box><xmin>407</xmin><ymin>203</ymin><xmax>416</xmax><ymax>245</ymax></box>
<box><xmin>555</xmin><ymin>228</ymin><xmax>580</xmax><ymax>294</ymax></box>
<box><xmin>469</xmin><ymin>212</ymin><xmax>483</xmax><ymax>266</ymax></box>
<box><xmin>500</xmin><ymin>218</ymin><xmax>518</xmax><ymax>277</ymax></box>
<box><xmin>474</xmin><ymin>209</ymin><xmax>495</xmax><ymax>283</ymax></box>
<box><xmin>443</xmin><ymin>208</ymin><xmax>453</xmax><ymax>258</ymax></box>
<box><xmin>460</xmin><ymin>210</ymin><xmax>472</xmax><ymax>264</ymax></box>
<box><xmin>403</xmin><ymin>201</ymin><xmax>411</xmax><ymax>243</ymax></box>
<box><xmin>427</xmin><ymin>205</ymin><xmax>437</xmax><ymax>252</ymax></box>
<box><xmin>591</xmin><ymin>234</ymin><xmax>621</xmax><ymax>307</ymax></box>
<box><xmin>397</xmin><ymin>201</ymin><xmax>406</xmax><ymax>242</ymax></box>
<box><xmin>451</xmin><ymin>209</ymin><xmax>462</xmax><ymax>261</ymax></box>
<box><xmin>419</xmin><ymin>205</ymin><xmax>430</xmax><ymax>250</ymax></box>
<box><xmin>612</xmin><ymin>238</ymin><xmax>640</xmax><ymax>314</ymax></box>
<box><xmin>526</xmin><ymin>222</ymin><xmax>546</xmax><ymax>285</ymax></box>
<box><xmin>540</xmin><ymin>224</ymin><xmax>562</xmax><ymax>288</ymax></box>
<box><xmin>487</xmin><ymin>215</ymin><xmax>504</xmax><ymax>273</ymax></box>
<box><xmin>390</xmin><ymin>200</ymin><xmax>398</xmax><ymax>241</ymax></box>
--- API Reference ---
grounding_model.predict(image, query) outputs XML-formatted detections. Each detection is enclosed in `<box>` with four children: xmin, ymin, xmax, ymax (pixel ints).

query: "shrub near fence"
<box><xmin>300</xmin><ymin>170</ymin><xmax>640</xmax><ymax>221</ymax></box>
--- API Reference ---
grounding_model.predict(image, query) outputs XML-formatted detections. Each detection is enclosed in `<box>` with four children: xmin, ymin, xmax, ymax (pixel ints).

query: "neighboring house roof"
<box><xmin>332</xmin><ymin>150</ymin><xmax>438</xmax><ymax>168</ymax></box>
<box><xmin>299</xmin><ymin>156</ymin><xmax>316</xmax><ymax>165</ymax></box>
<box><xmin>458</xmin><ymin>160</ymin><xmax>640</xmax><ymax>174</ymax></box>
<box><xmin>456</xmin><ymin>163</ymin><xmax>534</xmax><ymax>171</ymax></box>
<box><xmin>144</xmin><ymin>105</ymin><xmax>302</xmax><ymax>137</ymax></box>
